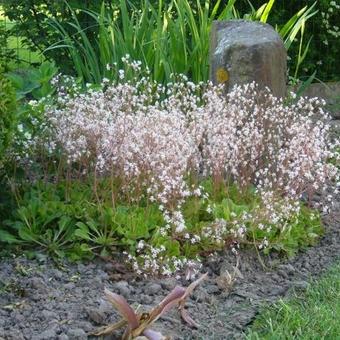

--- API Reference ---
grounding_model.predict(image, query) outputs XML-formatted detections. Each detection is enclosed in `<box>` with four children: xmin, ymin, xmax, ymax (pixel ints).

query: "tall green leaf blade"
<box><xmin>260</xmin><ymin>0</ymin><xmax>275</xmax><ymax>23</ymax></box>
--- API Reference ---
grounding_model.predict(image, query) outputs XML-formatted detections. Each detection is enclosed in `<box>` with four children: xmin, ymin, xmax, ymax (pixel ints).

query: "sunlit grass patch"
<box><xmin>246</xmin><ymin>262</ymin><xmax>340</xmax><ymax>339</ymax></box>
<box><xmin>0</xmin><ymin>7</ymin><xmax>43</xmax><ymax>68</ymax></box>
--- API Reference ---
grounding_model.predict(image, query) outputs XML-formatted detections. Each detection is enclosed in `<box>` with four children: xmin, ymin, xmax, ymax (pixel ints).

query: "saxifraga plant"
<box><xmin>5</xmin><ymin>60</ymin><xmax>337</xmax><ymax>277</ymax></box>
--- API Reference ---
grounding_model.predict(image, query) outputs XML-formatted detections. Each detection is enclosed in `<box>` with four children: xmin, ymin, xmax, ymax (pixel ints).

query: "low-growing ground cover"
<box><xmin>246</xmin><ymin>262</ymin><xmax>340</xmax><ymax>339</ymax></box>
<box><xmin>1</xmin><ymin>59</ymin><xmax>339</xmax><ymax>280</ymax></box>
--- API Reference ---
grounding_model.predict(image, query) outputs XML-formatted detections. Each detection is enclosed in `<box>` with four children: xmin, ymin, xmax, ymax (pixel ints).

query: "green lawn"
<box><xmin>246</xmin><ymin>262</ymin><xmax>340</xmax><ymax>340</ymax></box>
<box><xmin>0</xmin><ymin>7</ymin><xmax>43</xmax><ymax>68</ymax></box>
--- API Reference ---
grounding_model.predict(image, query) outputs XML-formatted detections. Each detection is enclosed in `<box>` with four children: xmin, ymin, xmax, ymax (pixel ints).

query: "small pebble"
<box><xmin>112</xmin><ymin>281</ymin><xmax>131</xmax><ymax>297</ymax></box>
<box><xmin>86</xmin><ymin>307</ymin><xmax>106</xmax><ymax>324</ymax></box>
<box><xmin>144</xmin><ymin>283</ymin><xmax>162</xmax><ymax>295</ymax></box>
<box><xmin>67</xmin><ymin>328</ymin><xmax>87</xmax><ymax>339</ymax></box>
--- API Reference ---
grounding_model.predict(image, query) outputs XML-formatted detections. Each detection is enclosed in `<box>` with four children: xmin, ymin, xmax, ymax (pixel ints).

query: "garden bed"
<box><xmin>1</xmin><ymin>1</ymin><xmax>340</xmax><ymax>339</ymax></box>
<box><xmin>0</xmin><ymin>194</ymin><xmax>339</xmax><ymax>340</ymax></box>
<box><xmin>1</xmin><ymin>65</ymin><xmax>340</xmax><ymax>340</ymax></box>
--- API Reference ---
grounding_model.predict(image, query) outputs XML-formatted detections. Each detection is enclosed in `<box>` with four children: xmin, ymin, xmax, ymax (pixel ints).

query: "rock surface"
<box><xmin>210</xmin><ymin>20</ymin><xmax>287</xmax><ymax>97</ymax></box>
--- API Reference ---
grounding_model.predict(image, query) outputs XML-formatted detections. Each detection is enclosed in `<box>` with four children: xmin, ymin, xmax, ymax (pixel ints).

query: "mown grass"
<box><xmin>246</xmin><ymin>262</ymin><xmax>340</xmax><ymax>340</ymax></box>
<box><xmin>0</xmin><ymin>8</ymin><xmax>43</xmax><ymax>68</ymax></box>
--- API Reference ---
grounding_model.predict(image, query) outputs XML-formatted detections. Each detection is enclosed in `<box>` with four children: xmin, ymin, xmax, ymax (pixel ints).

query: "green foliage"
<box><xmin>0</xmin><ymin>67</ymin><xmax>17</xmax><ymax>163</ymax></box>
<box><xmin>258</xmin><ymin>206</ymin><xmax>323</xmax><ymax>257</ymax></box>
<box><xmin>75</xmin><ymin>219</ymin><xmax>117</xmax><ymax>256</ymax></box>
<box><xmin>191</xmin><ymin>180</ymin><xmax>323</xmax><ymax>257</ymax></box>
<box><xmin>0</xmin><ymin>22</ymin><xmax>15</xmax><ymax>71</ymax></box>
<box><xmin>2</xmin><ymin>0</ymin><xmax>112</xmax><ymax>73</ymax></box>
<box><xmin>45</xmin><ymin>0</ymin><xmax>316</xmax><ymax>84</ymax></box>
<box><xmin>1</xmin><ymin>176</ymin><xmax>324</xmax><ymax>264</ymax></box>
<box><xmin>6</xmin><ymin>61</ymin><xmax>57</xmax><ymax>100</ymax></box>
<box><xmin>1</xmin><ymin>180</ymin><xmax>165</xmax><ymax>259</ymax></box>
<box><xmin>2</xmin><ymin>0</ymin><xmax>322</xmax><ymax>83</ymax></box>
<box><xmin>113</xmin><ymin>205</ymin><xmax>164</xmax><ymax>247</ymax></box>
<box><xmin>4</xmin><ymin>185</ymin><xmax>79</xmax><ymax>257</ymax></box>
<box><xmin>246</xmin><ymin>262</ymin><xmax>340</xmax><ymax>339</ymax></box>
<box><xmin>47</xmin><ymin>0</ymin><xmax>234</xmax><ymax>84</ymax></box>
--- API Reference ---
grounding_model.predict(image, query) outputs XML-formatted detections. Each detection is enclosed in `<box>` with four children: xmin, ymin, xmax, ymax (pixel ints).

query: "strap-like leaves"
<box><xmin>104</xmin><ymin>288</ymin><xmax>139</xmax><ymax>329</ymax></box>
<box><xmin>96</xmin><ymin>273</ymin><xmax>208</xmax><ymax>339</ymax></box>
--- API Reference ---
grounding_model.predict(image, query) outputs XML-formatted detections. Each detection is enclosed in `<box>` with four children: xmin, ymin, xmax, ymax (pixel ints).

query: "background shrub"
<box><xmin>3</xmin><ymin>0</ymin><xmax>336</xmax><ymax>82</ymax></box>
<box><xmin>0</xmin><ymin>67</ymin><xmax>17</xmax><ymax>238</ymax></box>
<box><xmin>1</xmin><ymin>0</ymin><xmax>112</xmax><ymax>73</ymax></box>
<box><xmin>0</xmin><ymin>66</ymin><xmax>17</xmax><ymax>165</ymax></box>
<box><xmin>0</xmin><ymin>24</ymin><xmax>15</xmax><ymax>71</ymax></box>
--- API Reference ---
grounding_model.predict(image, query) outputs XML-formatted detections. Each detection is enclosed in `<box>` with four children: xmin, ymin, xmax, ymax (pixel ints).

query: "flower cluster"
<box><xmin>46</xmin><ymin>70</ymin><xmax>202</xmax><ymax>234</ymax></box>
<box><xmin>321</xmin><ymin>1</ymin><xmax>340</xmax><ymax>45</ymax></box>
<box><xmin>202</xmin><ymin>84</ymin><xmax>338</xmax><ymax>219</ymax></box>
<box><xmin>125</xmin><ymin>242</ymin><xmax>202</xmax><ymax>279</ymax></box>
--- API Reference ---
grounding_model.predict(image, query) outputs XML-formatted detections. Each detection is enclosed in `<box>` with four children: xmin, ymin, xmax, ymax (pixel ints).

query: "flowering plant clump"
<box><xmin>10</xmin><ymin>58</ymin><xmax>339</xmax><ymax>277</ymax></box>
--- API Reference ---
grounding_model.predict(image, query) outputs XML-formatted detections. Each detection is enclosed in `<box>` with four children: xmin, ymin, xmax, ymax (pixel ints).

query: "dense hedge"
<box><xmin>0</xmin><ymin>66</ymin><xmax>16</xmax><ymax>162</ymax></box>
<box><xmin>0</xmin><ymin>67</ymin><xmax>17</xmax><ymax>222</ymax></box>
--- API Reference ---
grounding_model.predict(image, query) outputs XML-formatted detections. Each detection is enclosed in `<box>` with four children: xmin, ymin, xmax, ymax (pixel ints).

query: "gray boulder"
<box><xmin>210</xmin><ymin>20</ymin><xmax>287</xmax><ymax>98</ymax></box>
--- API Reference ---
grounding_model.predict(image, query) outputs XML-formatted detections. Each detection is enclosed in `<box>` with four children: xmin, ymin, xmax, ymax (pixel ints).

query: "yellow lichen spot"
<box><xmin>216</xmin><ymin>68</ymin><xmax>229</xmax><ymax>84</ymax></box>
